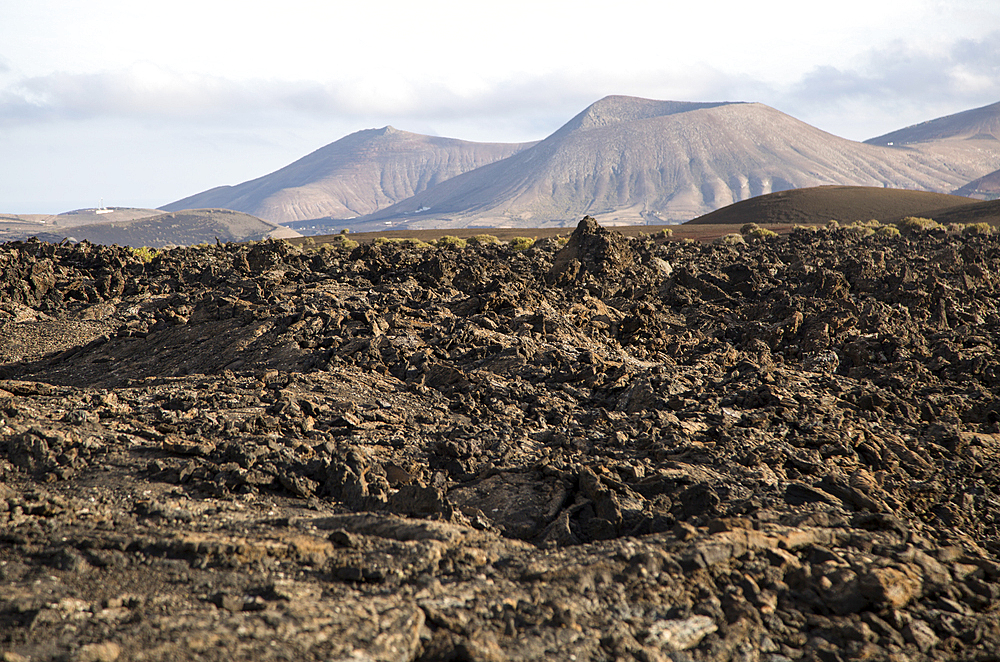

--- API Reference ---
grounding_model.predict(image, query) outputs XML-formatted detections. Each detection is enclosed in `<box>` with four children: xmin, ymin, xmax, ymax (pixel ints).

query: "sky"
<box><xmin>2</xmin><ymin>0</ymin><xmax>999</xmax><ymax>213</ymax></box>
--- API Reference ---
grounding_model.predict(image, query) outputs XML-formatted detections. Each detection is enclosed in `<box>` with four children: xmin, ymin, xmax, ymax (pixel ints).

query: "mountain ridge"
<box><xmin>344</xmin><ymin>97</ymin><xmax>1000</xmax><ymax>229</ymax></box>
<box><xmin>161</xmin><ymin>128</ymin><xmax>534</xmax><ymax>224</ymax></box>
<box><xmin>865</xmin><ymin>100</ymin><xmax>1000</xmax><ymax>145</ymax></box>
<box><xmin>163</xmin><ymin>95</ymin><xmax>1000</xmax><ymax>232</ymax></box>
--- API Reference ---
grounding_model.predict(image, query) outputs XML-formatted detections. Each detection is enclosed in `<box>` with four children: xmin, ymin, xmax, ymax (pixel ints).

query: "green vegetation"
<box><xmin>555</xmin><ymin>236</ymin><xmax>569</xmax><ymax>247</ymax></box>
<box><xmin>897</xmin><ymin>216</ymin><xmax>941</xmax><ymax>234</ymax></box>
<box><xmin>373</xmin><ymin>237</ymin><xmax>433</xmax><ymax>249</ymax></box>
<box><xmin>843</xmin><ymin>219</ymin><xmax>881</xmax><ymax>237</ymax></box>
<box><xmin>740</xmin><ymin>223</ymin><xmax>778</xmax><ymax>240</ymax></box>
<box><xmin>508</xmin><ymin>236</ymin><xmax>536</xmax><ymax>251</ymax></box>
<box><xmin>321</xmin><ymin>235</ymin><xmax>359</xmax><ymax>251</ymax></box>
<box><xmin>467</xmin><ymin>234</ymin><xmax>500</xmax><ymax>247</ymax></box>
<box><xmin>657</xmin><ymin>228</ymin><xmax>674</xmax><ymax>239</ymax></box>
<box><xmin>129</xmin><ymin>246</ymin><xmax>159</xmax><ymax>263</ymax></box>
<box><xmin>962</xmin><ymin>222</ymin><xmax>993</xmax><ymax>236</ymax></box>
<box><xmin>876</xmin><ymin>225</ymin><xmax>901</xmax><ymax>238</ymax></box>
<box><xmin>715</xmin><ymin>233</ymin><xmax>746</xmax><ymax>246</ymax></box>
<box><xmin>435</xmin><ymin>235</ymin><xmax>468</xmax><ymax>249</ymax></box>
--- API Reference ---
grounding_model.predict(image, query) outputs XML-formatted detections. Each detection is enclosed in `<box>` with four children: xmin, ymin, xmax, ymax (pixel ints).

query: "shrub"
<box><xmin>467</xmin><ymin>234</ymin><xmax>500</xmax><ymax>247</ymax></box>
<box><xmin>657</xmin><ymin>228</ymin><xmax>674</xmax><ymax>239</ymax></box>
<box><xmin>876</xmin><ymin>225</ymin><xmax>901</xmax><ymax>238</ymax></box>
<box><xmin>898</xmin><ymin>216</ymin><xmax>941</xmax><ymax>234</ymax></box>
<box><xmin>826</xmin><ymin>220</ymin><xmax>840</xmax><ymax>229</ymax></box>
<box><xmin>129</xmin><ymin>246</ymin><xmax>159</xmax><ymax>263</ymax></box>
<box><xmin>508</xmin><ymin>236</ymin><xmax>536</xmax><ymax>251</ymax></box>
<box><xmin>745</xmin><ymin>226</ymin><xmax>778</xmax><ymax>240</ymax></box>
<box><xmin>323</xmin><ymin>235</ymin><xmax>358</xmax><ymax>251</ymax></box>
<box><xmin>962</xmin><ymin>222</ymin><xmax>993</xmax><ymax>236</ymax></box>
<box><xmin>435</xmin><ymin>235</ymin><xmax>467</xmax><ymax>249</ymax></box>
<box><xmin>374</xmin><ymin>237</ymin><xmax>432</xmax><ymax>249</ymax></box>
<box><xmin>740</xmin><ymin>223</ymin><xmax>761</xmax><ymax>235</ymax></box>
<box><xmin>555</xmin><ymin>236</ymin><xmax>569</xmax><ymax>247</ymax></box>
<box><xmin>340</xmin><ymin>228</ymin><xmax>350</xmax><ymax>234</ymax></box>
<box><xmin>715</xmin><ymin>233</ymin><xmax>746</xmax><ymax>246</ymax></box>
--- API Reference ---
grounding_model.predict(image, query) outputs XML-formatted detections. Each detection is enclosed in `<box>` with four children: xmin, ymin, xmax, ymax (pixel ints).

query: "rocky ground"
<box><xmin>2</xmin><ymin>219</ymin><xmax>1000</xmax><ymax>661</ymax></box>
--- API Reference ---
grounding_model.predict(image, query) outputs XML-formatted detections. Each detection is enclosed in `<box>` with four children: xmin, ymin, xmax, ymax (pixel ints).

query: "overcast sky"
<box><xmin>2</xmin><ymin>0</ymin><xmax>999</xmax><ymax>213</ymax></box>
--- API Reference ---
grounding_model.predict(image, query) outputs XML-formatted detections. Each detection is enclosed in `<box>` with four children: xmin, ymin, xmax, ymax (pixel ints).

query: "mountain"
<box><xmin>686</xmin><ymin>186</ymin><xmax>976</xmax><ymax>225</ymax></box>
<box><xmin>344</xmin><ymin>96</ymin><xmax>1000</xmax><ymax>229</ymax></box>
<box><xmin>31</xmin><ymin>209</ymin><xmax>299</xmax><ymax>248</ymax></box>
<box><xmin>953</xmin><ymin>168</ymin><xmax>1000</xmax><ymax>200</ymax></box>
<box><xmin>56</xmin><ymin>207</ymin><xmax>163</xmax><ymax>226</ymax></box>
<box><xmin>161</xmin><ymin>127</ymin><xmax>533</xmax><ymax>224</ymax></box>
<box><xmin>865</xmin><ymin>100</ymin><xmax>1000</xmax><ymax>145</ymax></box>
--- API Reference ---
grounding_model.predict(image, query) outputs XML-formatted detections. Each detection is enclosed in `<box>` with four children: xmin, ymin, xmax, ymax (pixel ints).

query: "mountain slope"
<box><xmin>33</xmin><ymin>209</ymin><xmax>299</xmax><ymax>248</ymax></box>
<box><xmin>686</xmin><ymin>186</ymin><xmax>976</xmax><ymax>225</ymax></box>
<box><xmin>350</xmin><ymin>96</ymin><xmax>1000</xmax><ymax>229</ymax></box>
<box><xmin>866</xmin><ymin>100</ymin><xmax>1000</xmax><ymax>145</ymax></box>
<box><xmin>161</xmin><ymin>127</ymin><xmax>533</xmax><ymax>224</ymax></box>
<box><xmin>954</xmin><ymin>168</ymin><xmax>1000</xmax><ymax>200</ymax></box>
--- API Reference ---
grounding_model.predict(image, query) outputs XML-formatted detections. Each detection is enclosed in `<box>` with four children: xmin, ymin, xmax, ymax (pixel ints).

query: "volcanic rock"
<box><xmin>2</xmin><ymin>222</ymin><xmax>1000</xmax><ymax>660</ymax></box>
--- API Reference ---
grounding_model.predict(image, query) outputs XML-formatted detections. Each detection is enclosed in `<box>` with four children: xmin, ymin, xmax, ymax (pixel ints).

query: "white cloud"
<box><xmin>774</xmin><ymin>31</ymin><xmax>1000</xmax><ymax>140</ymax></box>
<box><xmin>1</xmin><ymin>1</ymin><xmax>998</xmax><ymax>212</ymax></box>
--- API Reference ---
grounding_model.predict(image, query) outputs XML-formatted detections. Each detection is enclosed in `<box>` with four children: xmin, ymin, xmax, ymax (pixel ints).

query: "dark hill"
<box><xmin>932</xmin><ymin>198</ymin><xmax>1000</xmax><ymax>226</ymax></box>
<box><xmin>686</xmin><ymin>186</ymin><xmax>975</xmax><ymax>225</ymax></box>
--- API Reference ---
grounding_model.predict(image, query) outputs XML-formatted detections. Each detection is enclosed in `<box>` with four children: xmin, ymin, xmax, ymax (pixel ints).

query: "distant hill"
<box><xmin>931</xmin><ymin>198</ymin><xmax>1000</xmax><ymax>227</ymax></box>
<box><xmin>161</xmin><ymin>127</ymin><xmax>533</xmax><ymax>224</ymax></box>
<box><xmin>953</xmin><ymin>168</ymin><xmax>1000</xmax><ymax>200</ymax></box>
<box><xmin>686</xmin><ymin>186</ymin><xmax>975</xmax><ymax>226</ymax></box>
<box><xmin>866</xmin><ymin>101</ymin><xmax>1000</xmax><ymax>145</ymax></box>
<box><xmin>31</xmin><ymin>209</ymin><xmax>299</xmax><ymax>248</ymax></box>
<box><xmin>56</xmin><ymin>207</ymin><xmax>162</xmax><ymax>226</ymax></box>
<box><xmin>343</xmin><ymin>96</ymin><xmax>1000</xmax><ymax>230</ymax></box>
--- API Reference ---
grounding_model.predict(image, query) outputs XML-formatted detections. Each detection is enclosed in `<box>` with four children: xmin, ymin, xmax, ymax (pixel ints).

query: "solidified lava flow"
<box><xmin>2</xmin><ymin>218</ymin><xmax>1000</xmax><ymax>661</ymax></box>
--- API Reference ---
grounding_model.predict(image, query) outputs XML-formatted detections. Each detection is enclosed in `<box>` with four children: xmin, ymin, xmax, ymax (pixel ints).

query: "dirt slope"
<box><xmin>686</xmin><ymin>186</ymin><xmax>977</xmax><ymax>225</ymax></box>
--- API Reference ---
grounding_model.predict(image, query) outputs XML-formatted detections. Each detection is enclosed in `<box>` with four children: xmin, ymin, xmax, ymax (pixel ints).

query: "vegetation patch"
<box><xmin>740</xmin><ymin>223</ymin><xmax>778</xmax><ymax>240</ymax></box>
<box><xmin>129</xmin><ymin>246</ymin><xmax>159</xmax><ymax>263</ymax></box>
<box><xmin>961</xmin><ymin>222</ymin><xmax>993</xmax><ymax>237</ymax></box>
<box><xmin>715</xmin><ymin>233</ymin><xmax>746</xmax><ymax>246</ymax></box>
<box><xmin>435</xmin><ymin>235</ymin><xmax>468</xmax><ymax>249</ymax></box>
<box><xmin>897</xmin><ymin>216</ymin><xmax>941</xmax><ymax>234</ymax></box>
<box><xmin>467</xmin><ymin>234</ymin><xmax>500</xmax><ymax>247</ymax></box>
<box><xmin>508</xmin><ymin>236</ymin><xmax>536</xmax><ymax>251</ymax></box>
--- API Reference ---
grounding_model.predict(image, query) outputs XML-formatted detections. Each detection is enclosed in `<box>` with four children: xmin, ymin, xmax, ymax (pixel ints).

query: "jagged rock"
<box><xmin>1</xmin><ymin>222</ymin><xmax>1000</xmax><ymax>660</ymax></box>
